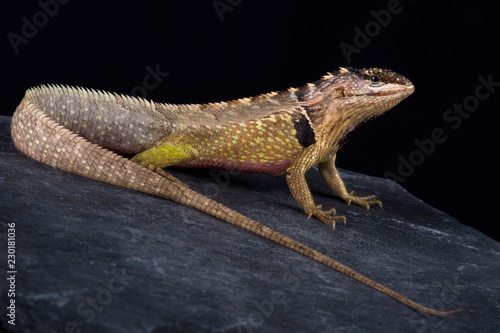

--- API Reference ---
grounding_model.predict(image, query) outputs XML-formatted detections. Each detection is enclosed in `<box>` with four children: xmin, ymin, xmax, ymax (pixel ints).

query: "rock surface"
<box><xmin>1</xmin><ymin>115</ymin><xmax>499</xmax><ymax>333</ymax></box>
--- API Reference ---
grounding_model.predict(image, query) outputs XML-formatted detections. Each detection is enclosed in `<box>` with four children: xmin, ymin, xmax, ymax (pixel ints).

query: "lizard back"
<box><xmin>22</xmin><ymin>83</ymin><xmax>312</xmax><ymax>174</ymax></box>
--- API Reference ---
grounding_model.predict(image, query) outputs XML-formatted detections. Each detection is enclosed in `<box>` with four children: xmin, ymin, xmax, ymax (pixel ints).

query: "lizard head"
<box><xmin>331</xmin><ymin>67</ymin><xmax>414</xmax><ymax>113</ymax></box>
<box><xmin>299</xmin><ymin>67</ymin><xmax>415</xmax><ymax>149</ymax></box>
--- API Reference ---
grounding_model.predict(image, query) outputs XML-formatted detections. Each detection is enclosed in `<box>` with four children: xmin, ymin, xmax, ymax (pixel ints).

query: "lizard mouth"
<box><xmin>343</xmin><ymin>84</ymin><xmax>415</xmax><ymax>98</ymax></box>
<box><xmin>370</xmin><ymin>84</ymin><xmax>415</xmax><ymax>97</ymax></box>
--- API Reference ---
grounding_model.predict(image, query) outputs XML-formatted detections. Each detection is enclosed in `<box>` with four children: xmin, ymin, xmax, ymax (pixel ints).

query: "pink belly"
<box><xmin>181</xmin><ymin>159</ymin><xmax>292</xmax><ymax>176</ymax></box>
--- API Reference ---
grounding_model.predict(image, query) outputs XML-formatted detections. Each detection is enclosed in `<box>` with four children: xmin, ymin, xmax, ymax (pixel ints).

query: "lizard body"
<box><xmin>11</xmin><ymin>67</ymin><xmax>460</xmax><ymax>316</ymax></box>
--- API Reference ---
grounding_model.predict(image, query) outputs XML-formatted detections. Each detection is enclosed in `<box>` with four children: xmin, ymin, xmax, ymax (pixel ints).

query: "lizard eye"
<box><xmin>369</xmin><ymin>74</ymin><xmax>383</xmax><ymax>86</ymax></box>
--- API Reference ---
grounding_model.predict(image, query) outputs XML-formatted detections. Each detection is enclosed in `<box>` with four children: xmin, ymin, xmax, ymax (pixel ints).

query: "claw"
<box><xmin>342</xmin><ymin>192</ymin><xmax>382</xmax><ymax>210</ymax></box>
<box><xmin>325</xmin><ymin>207</ymin><xmax>337</xmax><ymax>216</ymax></box>
<box><xmin>306</xmin><ymin>204</ymin><xmax>346</xmax><ymax>227</ymax></box>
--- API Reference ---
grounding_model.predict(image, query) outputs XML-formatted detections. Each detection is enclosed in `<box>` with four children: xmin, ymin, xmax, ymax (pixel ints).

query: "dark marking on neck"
<box><xmin>292</xmin><ymin>112</ymin><xmax>316</xmax><ymax>147</ymax></box>
<box><xmin>294</xmin><ymin>87</ymin><xmax>321</xmax><ymax>122</ymax></box>
<box><xmin>300</xmin><ymin>104</ymin><xmax>323</xmax><ymax>125</ymax></box>
<box><xmin>294</xmin><ymin>86</ymin><xmax>308</xmax><ymax>103</ymax></box>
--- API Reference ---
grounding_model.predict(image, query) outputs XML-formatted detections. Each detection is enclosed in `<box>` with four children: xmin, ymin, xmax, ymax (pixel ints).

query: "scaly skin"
<box><xmin>11</xmin><ymin>67</ymin><xmax>460</xmax><ymax>316</ymax></box>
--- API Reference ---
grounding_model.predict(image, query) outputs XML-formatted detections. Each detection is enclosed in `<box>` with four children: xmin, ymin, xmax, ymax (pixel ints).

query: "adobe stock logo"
<box><xmin>339</xmin><ymin>0</ymin><xmax>406</xmax><ymax>64</ymax></box>
<box><xmin>64</xmin><ymin>268</ymin><xmax>135</xmax><ymax>333</ymax></box>
<box><xmin>213</xmin><ymin>0</ymin><xmax>243</xmax><ymax>22</ymax></box>
<box><xmin>7</xmin><ymin>0</ymin><xmax>72</xmax><ymax>54</ymax></box>
<box><xmin>131</xmin><ymin>64</ymin><xmax>170</xmax><ymax>99</ymax></box>
<box><xmin>384</xmin><ymin>74</ymin><xmax>499</xmax><ymax>183</ymax></box>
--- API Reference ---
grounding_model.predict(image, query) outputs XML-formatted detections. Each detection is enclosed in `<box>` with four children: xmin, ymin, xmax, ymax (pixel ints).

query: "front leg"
<box><xmin>319</xmin><ymin>154</ymin><xmax>382</xmax><ymax>209</ymax></box>
<box><xmin>286</xmin><ymin>146</ymin><xmax>346</xmax><ymax>227</ymax></box>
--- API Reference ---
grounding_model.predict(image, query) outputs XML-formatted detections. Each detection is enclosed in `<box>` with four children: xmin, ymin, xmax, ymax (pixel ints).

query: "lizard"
<box><xmin>10</xmin><ymin>67</ymin><xmax>460</xmax><ymax>316</ymax></box>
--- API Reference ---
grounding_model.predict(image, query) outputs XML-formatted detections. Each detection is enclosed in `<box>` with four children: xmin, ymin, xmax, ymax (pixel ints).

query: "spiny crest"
<box><xmin>205</xmin><ymin>90</ymin><xmax>281</xmax><ymax>108</ymax></box>
<box><xmin>28</xmin><ymin>84</ymin><xmax>156</xmax><ymax>109</ymax></box>
<box><xmin>339</xmin><ymin>67</ymin><xmax>350</xmax><ymax>74</ymax></box>
<box><xmin>321</xmin><ymin>72</ymin><xmax>334</xmax><ymax>80</ymax></box>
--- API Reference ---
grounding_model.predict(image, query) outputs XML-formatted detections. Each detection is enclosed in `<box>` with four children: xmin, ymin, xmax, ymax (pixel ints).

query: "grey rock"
<box><xmin>0</xmin><ymin>115</ymin><xmax>499</xmax><ymax>333</ymax></box>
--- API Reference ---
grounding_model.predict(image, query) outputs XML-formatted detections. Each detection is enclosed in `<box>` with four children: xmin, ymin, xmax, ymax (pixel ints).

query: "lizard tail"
<box><xmin>11</xmin><ymin>98</ymin><xmax>460</xmax><ymax>317</ymax></box>
<box><xmin>176</xmin><ymin>188</ymin><xmax>461</xmax><ymax>317</ymax></box>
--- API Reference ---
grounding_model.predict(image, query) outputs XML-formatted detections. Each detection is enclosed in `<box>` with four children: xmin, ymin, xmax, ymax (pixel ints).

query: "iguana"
<box><xmin>11</xmin><ymin>67</ymin><xmax>460</xmax><ymax>316</ymax></box>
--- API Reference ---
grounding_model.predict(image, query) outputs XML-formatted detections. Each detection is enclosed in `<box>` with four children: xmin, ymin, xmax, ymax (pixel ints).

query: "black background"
<box><xmin>3</xmin><ymin>1</ymin><xmax>499</xmax><ymax>241</ymax></box>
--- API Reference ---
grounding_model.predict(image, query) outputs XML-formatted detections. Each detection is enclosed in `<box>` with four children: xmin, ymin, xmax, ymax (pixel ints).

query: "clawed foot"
<box><xmin>342</xmin><ymin>192</ymin><xmax>382</xmax><ymax>209</ymax></box>
<box><xmin>307</xmin><ymin>205</ymin><xmax>347</xmax><ymax>229</ymax></box>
